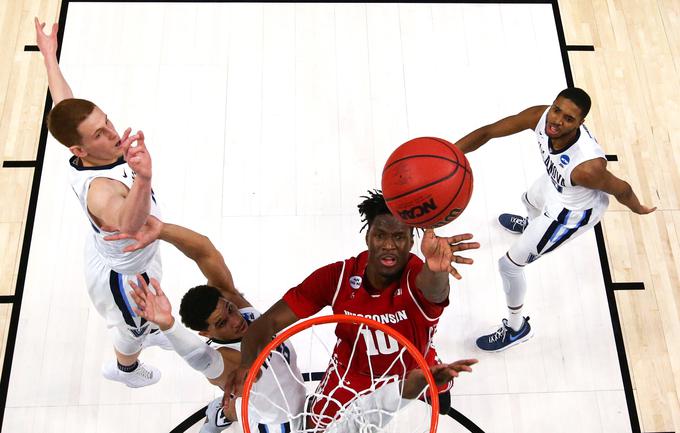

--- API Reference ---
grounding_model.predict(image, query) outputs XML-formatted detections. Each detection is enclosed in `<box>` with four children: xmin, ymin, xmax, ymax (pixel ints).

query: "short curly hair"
<box><xmin>179</xmin><ymin>285</ymin><xmax>221</xmax><ymax>331</ymax></box>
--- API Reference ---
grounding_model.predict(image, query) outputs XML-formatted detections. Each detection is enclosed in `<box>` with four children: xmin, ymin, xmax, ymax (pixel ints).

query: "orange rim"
<box><xmin>241</xmin><ymin>314</ymin><xmax>439</xmax><ymax>433</ymax></box>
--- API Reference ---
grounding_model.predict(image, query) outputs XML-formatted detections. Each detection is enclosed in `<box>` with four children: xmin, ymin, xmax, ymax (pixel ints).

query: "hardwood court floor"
<box><xmin>1</xmin><ymin>1</ymin><xmax>679</xmax><ymax>433</ymax></box>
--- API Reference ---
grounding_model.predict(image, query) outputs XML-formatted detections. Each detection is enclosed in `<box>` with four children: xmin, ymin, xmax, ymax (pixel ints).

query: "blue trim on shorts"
<box><xmin>109</xmin><ymin>271</ymin><xmax>136</xmax><ymax>327</ymax></box>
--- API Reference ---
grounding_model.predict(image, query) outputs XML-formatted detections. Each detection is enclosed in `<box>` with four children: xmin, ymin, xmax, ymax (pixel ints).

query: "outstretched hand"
<box><xmin>633</xmin><ymin>204</ymin><xmax>657</xmax><ymax>215</ymax></box>
<box><xmin>221</xmin><ymin>365</ymin><xmax>262</xmax><ymax>411</ymax></box>
<box><xmin>123</xmin><ymin>130</ymin><xmax>152</xmax><ymax>181</ymax></box>
<box><xmin>104</xmin><ymin>215</ymin><xmax>163</xmax><ymax>252</ymax></box>
<box><xmin>402</xmin><ymin>358</ymin><xmax>478</xmax><ymax>399</ymax></box>
<box><xmin>34</xmin><ymin>17</ymin><xmax>58</xmax><ymax>58</ymax></box>
<box><xmin>420</xmin><ymin>229</ymin><xmax>480</xmax><ymax>279</ymax></box>
<box><xmin>129</xmin><ymin>276</ymin><xmax>174</xmax><ymax>330</ymax></box>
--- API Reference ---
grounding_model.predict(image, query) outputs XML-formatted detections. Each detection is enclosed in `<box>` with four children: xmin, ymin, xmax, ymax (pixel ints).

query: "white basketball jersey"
<box><xmin>535</xmin><ymin>108</ymin><xmax>609</xmax><ymax>212</ymax></box>
<box><xmin>69</xmin><ymin>156</ymin><xmax>162</xmax><ymax>274</ymax></box>
<box><xmin>210</xmin><ymin>308</ymin><xmax>305</xmax><ymax>430</ymax></box>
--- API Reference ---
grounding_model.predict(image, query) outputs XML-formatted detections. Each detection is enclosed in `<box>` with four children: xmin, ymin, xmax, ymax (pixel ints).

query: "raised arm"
<box><xmin>87</xmin><ymin>131</ymin><xmax>152</xmax><ymax>234</ymax></box>
<box><xmin>159</xmin><ymin>223</ymin><xmax>249</xmax><ymax>307</ymax></box>
<box><xmin>224</xmin><ymin>299</ymin><xmax>299</xmax><ymax>398</ymax></box>
<box><xmin>454</xmin><ymin>105</ymin><xmax>547</xmax><ymax>154</ymax></box>
<box><xmin>34</xmin><ymin>18</ymin><xmax>73</xmax><ymax>105</ymax></box>
<box><xmin>417</xmin><ymin>230</ymin><xmax>480</xmax><ymax>303</ymax></box>
<box><xmin>571</xmin><ymin>159</ymin><xmax>656</xmax><ymax>214</ymax></box>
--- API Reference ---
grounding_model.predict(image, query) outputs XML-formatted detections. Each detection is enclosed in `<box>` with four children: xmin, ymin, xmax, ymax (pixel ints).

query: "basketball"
<box><xmin>381</xmin><ymin>137</ymin><xmax>473</xmax><ymax>228</ymax></box>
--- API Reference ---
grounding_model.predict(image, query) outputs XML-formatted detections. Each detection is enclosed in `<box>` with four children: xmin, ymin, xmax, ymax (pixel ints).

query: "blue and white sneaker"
<box><xmin>498</xmin><ymin>213</ymin><xmax>528</xmax><ymax>234</ymax></box>
<box><xmin>476</xmin><ymin>317</ymin><xmax>533</xmax><ymax>352</ymax></box>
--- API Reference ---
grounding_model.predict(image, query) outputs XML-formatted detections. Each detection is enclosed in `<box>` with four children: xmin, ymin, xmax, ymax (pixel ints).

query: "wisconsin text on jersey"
<box><xmin>343</xmin><ymin>310</ymin><xmax>408</xmax><ymax>324</ymax></box>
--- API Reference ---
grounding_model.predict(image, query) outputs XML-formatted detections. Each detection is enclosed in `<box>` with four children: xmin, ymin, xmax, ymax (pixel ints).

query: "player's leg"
<box><xmin>478</xmin><ymin>202</ymin><xmax>607</xmax><ymax>352</ymax></box>
<box><xmin>101</xmin><ymin>325</ymin><xmax>161</xmax><ymax>387</ymax></box>
<box><xmin>499</xmin><ymin>176</ymin><xmax>551</xmax><ymax>234</ymax></box>
<box><xmin>85</xmin><ymin>246</ymin><xmax>164</xmax><ymax>386</ymax></box>
<box><xmin>476</xmin><ymin>212</ymin><xmax>554</xmax><ymax>352</ymax></box>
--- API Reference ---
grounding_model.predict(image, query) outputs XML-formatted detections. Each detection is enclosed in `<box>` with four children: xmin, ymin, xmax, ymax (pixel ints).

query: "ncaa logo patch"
<box><xmin>349</xmin><ymin>276</ymin><xmax>362</xmax><ymax>289</ymax></box>
<box><xmin>560</xmin><ymin>154</ymin><xmax>570</xmax><ymax>166</ymax></box>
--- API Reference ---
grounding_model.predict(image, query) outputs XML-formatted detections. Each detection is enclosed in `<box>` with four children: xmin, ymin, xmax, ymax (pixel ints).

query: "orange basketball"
<box><xmin>381</xmin><ymin>137</ymin><xmax>473</xmax><ymax>228</ymax></box>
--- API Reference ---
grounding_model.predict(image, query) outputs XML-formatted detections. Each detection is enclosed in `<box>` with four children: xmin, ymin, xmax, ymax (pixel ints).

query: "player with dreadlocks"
<box><xmin>226</xmin><ymin>190</ymin><xmax>480</xmax><ymax>427</ymax></box>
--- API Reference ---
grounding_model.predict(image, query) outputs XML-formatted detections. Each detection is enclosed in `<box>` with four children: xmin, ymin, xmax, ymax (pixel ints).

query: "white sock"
<box><xmin>507</xmin><ymin>307</ymin><xmax>524</xmax><ymax>331</ymax></box>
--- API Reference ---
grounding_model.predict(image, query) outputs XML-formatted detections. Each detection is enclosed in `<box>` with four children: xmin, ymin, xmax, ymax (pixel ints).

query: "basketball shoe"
<box><xmin>200</xmin><ymin>397</ymin><xmax>233</xmax><ymax>433</ymax></box>
<box><xmin>476</xmin><ymin>317</ymin><xmax>532</xmax><ymax>352</ymax></box>
<box><xmin>101</xmin><ymin>360</ymin><xmax>161</xmax><ymax>388</ymax></box>
<box><xmin>498</xmin><ymin>213</ymin><xmax>528</xmax><ymax>234</ymax></box>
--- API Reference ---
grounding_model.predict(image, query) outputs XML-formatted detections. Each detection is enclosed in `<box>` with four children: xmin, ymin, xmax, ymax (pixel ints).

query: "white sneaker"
<box><xmin>142</xmin><ymin>328</ymin><xmax>174</xmax><ymax>351</ymax></box>
<box><xmin>199</xmin><ymin>397</ymin><xmax>233</xmax><ymax>433</ymax></box>
<box><xmin>102</xmin><ymin>360</ymin><xmax>161</xmax><ymax>388</ymax></box>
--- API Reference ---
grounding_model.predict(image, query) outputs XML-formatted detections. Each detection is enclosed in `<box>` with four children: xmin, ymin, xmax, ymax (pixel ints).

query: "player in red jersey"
<box><xmin>226</xmin><ymin>190</ymin><xmax>479</xmax><ymax>425</ymax></box>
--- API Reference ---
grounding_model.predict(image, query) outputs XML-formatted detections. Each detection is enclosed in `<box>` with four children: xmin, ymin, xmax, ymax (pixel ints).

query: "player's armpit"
<box><xmin>87</xmin><ymin>177</ymin><xmax>127</xmax><ymax>231</ymax></box>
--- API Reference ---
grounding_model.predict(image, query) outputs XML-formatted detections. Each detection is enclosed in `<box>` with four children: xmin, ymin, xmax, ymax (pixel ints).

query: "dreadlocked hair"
<box><xmin>358</xmin><ymin>189</ymin><xmax>392</xmax><ymax>233</ymax></box>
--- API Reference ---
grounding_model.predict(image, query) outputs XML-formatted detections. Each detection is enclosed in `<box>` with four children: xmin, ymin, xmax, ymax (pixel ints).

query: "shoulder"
<box><xmin>571</xmin><ymin>157</ymin><xmax>607</xmax><ymax>187</ymax></box>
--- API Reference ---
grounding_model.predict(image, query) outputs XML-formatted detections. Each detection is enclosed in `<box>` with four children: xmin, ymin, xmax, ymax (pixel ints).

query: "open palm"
<box><xmin>129</xmin><ymin>276</ymin><xmax>173</xmax><ymax>330</ymax></box>
<box><xmin>420</xmin><ymin>229</ymin><xmax>480</xmax><ymax>279</ymax></box>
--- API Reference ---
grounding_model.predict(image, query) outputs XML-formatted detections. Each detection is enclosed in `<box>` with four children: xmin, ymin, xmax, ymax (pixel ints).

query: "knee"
<box><xmin>498</xmin><ymin>254</ymin><xmax>524</xmax><ymax>277</ymax></box>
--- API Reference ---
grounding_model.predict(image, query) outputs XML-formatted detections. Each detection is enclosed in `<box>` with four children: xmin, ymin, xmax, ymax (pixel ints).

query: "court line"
<box><xmin>566</xmin><ymin>45</ymin><xmax>596</xmax><ymax>51</ymax></box>
<box><xmin>553</xmin><ymin>1</ymin><xmax>642</xmax><ymax>431</ymax></box>
<box><xmin>2</xmin><ymin>161</ymin><xmax>37</xmax><ymax>168</ymax></box>
<box><xmin>0</xmin><ymin>2</ymin><xmax>640</xmax><ymax>433</ymax></box>
<box><xmin>0</xmin><ymin>0</ymin><xmax>70</xmax><ymax>428</ymax></box>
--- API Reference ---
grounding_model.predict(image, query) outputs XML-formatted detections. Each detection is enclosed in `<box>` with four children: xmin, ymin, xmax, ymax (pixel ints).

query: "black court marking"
<box><xmin>169</xmin><ymin>406</ymin><xmax>207</xmax><ymax>433</ymax></box>
<box><xmin>0</xmin><ymin>2</ymin><xmax>644</xmax><ymax>433</ymax></box>
<box><xmin>593</xmin><ymin>223</ymin><xmax>642</xmax><ymax>432</ymax></box>
<box><xmin>2</xmin><ymin>160</ymin><xmax>37</xmax><ymax>168</ymax></box>
<box><xmin>0</xmin><ymin>296</ymin><xmax>15</xmax><ymax>304</ymax></box>
<box><xmin>607</xmin><ymin>154</ymin><xmax>619</xmax><ymax>161</ymax></box>
<box><xmin>0</xmin><ymin>0</ymin><xmax>68</xmax><ymax>428</ymax></box>
<box><xmin>612</xmin><ymin>282</ymin><xmax>645</xmax><ymax>291</ymax></box>
<box><xmin>566</xmin><ymin>45</ymin><xmax>595</xmax><ymax>51</ymax></box>
<box><xmin>24</xmin><ymin>45</ymin><xmax>39</xmax><ymax>52</ymax></box>
<box><xmin>449</xmin><ymin>408</ymin><xmax>485</xmax><ymax>433</ymax></box>
<box><xmin>554</xmin><ymin>0</ymin><xmax>643</xmax><ymax>428</ymax></box>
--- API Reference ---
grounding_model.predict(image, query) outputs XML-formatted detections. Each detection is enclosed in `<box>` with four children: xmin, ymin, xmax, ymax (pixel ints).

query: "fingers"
<box><xmin>451</xmin><ymin>255</ymin><xmax>474</xmax><ymax>265</ymax></box>
<box><xmin>102</xmin><ymin>233</ymin><xmax>132</xmax><ymax>241</ymax></box>
<box><xmin>451</xmin><ymin>359</ymin><xmax>479</xmax><ymax>372</ymax></box>
<box><xmin>129</xmin><ymin>130</ymin><xmax>144</xmax><ymax>149</ymax></box>
<box><xmin>450</xmin><ymin>241</ymin><xmax>481</xmax><ymax>251</ymax></box>
<box><xmin>121</xmin><ymin>127</ymin><xmax>131</xmax><ymax>143</ymax></box>
<box><xmin>51</xmin><ymin>23</ymin><xmax>58</xmax><ymax>36</ymax></box>
<box><xmin>149</xmin><ymin>277</ymin><xmax>164</xmax><ymax>297</ymax></box>
<box><xmin>446</xmin><ymin>233</ymin><xmax>474</xmax><ymax>244</ymax></box>
<box><xmin>448</xmin><ymin>265</ymin><xmax>462</xmax><ymax>280</ymax></box>
<box><xmin>122</xmin><ymin>242</ymin><xmax>143</xmax><ymax>253</ymax></box>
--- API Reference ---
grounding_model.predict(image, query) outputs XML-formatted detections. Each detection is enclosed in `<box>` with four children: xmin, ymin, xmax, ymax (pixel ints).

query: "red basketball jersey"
<box><xmin>282</xmin><ymin>252</ymin><xmax>448</xmax><ymax>376</ymax></box>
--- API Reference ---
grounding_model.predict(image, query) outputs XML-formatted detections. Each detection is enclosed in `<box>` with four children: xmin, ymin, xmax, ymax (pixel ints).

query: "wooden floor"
<box><xmin>1</xmin><ymin>1</ymin><xmax>679</xmax><ymax>432</ymax></box>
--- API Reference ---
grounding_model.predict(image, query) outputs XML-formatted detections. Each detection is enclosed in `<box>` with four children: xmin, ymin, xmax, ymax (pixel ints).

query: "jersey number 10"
<box><xmin>359</xmin><ymin>328</ymin><xmax>399</xmax><ymax>356</ymax></box>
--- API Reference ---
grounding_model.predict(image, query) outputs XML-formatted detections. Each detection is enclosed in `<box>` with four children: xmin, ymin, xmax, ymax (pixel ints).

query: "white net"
<box><xmin>243</xmin><ymin>316</ymin><xmax>438</xmax><ymax>433</ymax></box>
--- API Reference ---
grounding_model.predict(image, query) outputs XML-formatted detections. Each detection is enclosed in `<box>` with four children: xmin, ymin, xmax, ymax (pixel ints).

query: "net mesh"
<box><xmin>243</xmin><ymin>315</ymin><xmax>438</xmax><ymax>433</ymax></box>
